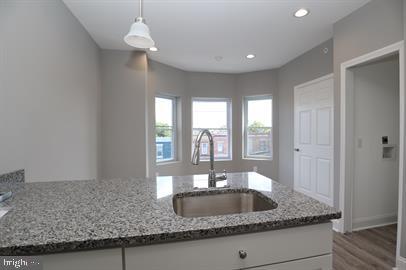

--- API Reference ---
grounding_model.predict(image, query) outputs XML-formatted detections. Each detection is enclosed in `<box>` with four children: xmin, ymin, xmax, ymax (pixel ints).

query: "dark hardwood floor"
<box><xmin>333</xmin><ymin>224</ymin><xmax>397</xmax><ymax>270</ymax></box>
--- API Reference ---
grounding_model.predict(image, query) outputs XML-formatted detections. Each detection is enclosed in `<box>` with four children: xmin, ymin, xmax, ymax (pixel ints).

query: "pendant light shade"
<box><xmin>124</xmin><ymin>17</ymin><xmax>155</xmax><ymax>48</ymax></box>
<box><xmin>124</xmin><ymin>0</ymin><xmax>155</xmax><ymax>49</ymax></box>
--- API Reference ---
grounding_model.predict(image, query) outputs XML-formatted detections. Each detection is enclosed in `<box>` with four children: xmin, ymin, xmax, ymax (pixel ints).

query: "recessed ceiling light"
<box><xmin>149</xmin><ymin>47</ymin><xmax>158</xmax><ymax>52</ymax></box>
<box><xmin>294</xmin><ymin>8</ymin><xmax>309</xmax><ymax>18</ymax></box>
<box><xmin>246</xmin><ymin>54</ymin><xmax>255</xmax><ymax>59</ymax></box>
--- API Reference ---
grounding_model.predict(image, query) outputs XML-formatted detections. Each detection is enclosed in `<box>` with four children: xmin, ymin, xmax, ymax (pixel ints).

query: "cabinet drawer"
<box><xmin>248</xmin><ymin>254</ymin><xmax>332</xmax><ymax>270</ymax></box>
<box><xmin>43</xmin><ymin>248</ymin><xmax>122</xmax><ymax>270</ymax></box>
<box><xmin>125</xmin><ymin>222</ymin><xmax>332</xmax><ymax>270</ymax></box>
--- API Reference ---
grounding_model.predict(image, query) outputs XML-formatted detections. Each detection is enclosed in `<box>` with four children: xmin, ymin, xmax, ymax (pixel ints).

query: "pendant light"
<box><xmin>124</xmin><ymin>0</ymin><xmax>155</xmax><ymax>49</ymax></box>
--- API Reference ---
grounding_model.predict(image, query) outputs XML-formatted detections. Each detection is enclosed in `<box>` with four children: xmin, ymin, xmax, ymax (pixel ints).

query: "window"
<box><xmin>243</xmin><ymin>96</ymin><xmax>272</xmax><ymax>160</ymax></box>
<box><xmin>155</xmin><ymin>96</ymin><xmax>177</xmax><ymax>162</ymax></box>
<box><xmin>192</xmin><ymin>98</ymin><xmax>232</xmax><ymax>160</ymax></box>
<box><xmin>156</xmin><ymin>144</ymin><xmax>164</xmax><ymax>160</ymax></box>
<box><xmin>218</xmin><ymin>142</ymin><xmax>224</xmax><ymax>153</ymax></box>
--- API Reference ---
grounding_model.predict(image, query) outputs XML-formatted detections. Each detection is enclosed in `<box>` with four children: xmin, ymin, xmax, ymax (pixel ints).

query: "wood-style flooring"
<box><xmin>333</xmin><ymin>224</ymin><xmax>397</xmax><ymax>270</ymax></box>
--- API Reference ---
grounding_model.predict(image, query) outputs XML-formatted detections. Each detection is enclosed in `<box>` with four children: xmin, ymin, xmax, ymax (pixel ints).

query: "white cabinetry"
<box><xmin>42</xmin><ymin>248</ymin><xmax>122</xmax><ymax>270</ymax></box>
<box><xmin>125</xmin><ymin>222</ymin><xmax>333</xmax><ymax>270</ymax></box>
<box><xmin>40</xmin><ymin>223</ymin><xmax>333</xmax><ymax>270</ymax></box>
<box><xmin>249</xmin><ymin>254</ymin><xmax>332</xmax><ymax>270</ymax></box>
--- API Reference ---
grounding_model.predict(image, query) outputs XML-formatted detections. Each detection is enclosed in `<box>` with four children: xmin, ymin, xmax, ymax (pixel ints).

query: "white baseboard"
<box><xmin>352</xmin><ymin>221</ymin><xmax>398</xmax><ymax>232</ymax></box>
<box><xmin>352</xmin><ymin>213</ymin><xmax>397</xmax><ymax>231</ymax></box>
<box><xmin>396</xmin><ymin>256</ymin><xmax>406</xmax><ymax>269</ymax></box>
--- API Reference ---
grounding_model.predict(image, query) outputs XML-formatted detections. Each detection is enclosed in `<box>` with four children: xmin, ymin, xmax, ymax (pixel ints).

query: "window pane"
<box><xmin>156</xmin><ymin>97</ymin><xmax>173</xmax><ymax>125</ymax></box>
<box><xmin>193</xmin><ymin>101</ymin><xmax>227</xmax><ymax>129</ymax></box>
<box><xmin>192</xmin><ymin>99</ymin><xmax>231</xmax><ymax>160</ymax></box>
<box><xmin>192</xmin><ymin>128</ymin><xmax>230</xmax><ymax>160</ymax></box>
<box><xmin>245</xmin><ymin>97</ymin><xmax>272</xmax><ymax>159</ymax></box>
<box><xmin>155</xmin><ymin>97</ymin><xmax>175</xmax><ymax>162</ymax></box>
<box><xmin>247</xmin><ymin>99</ymin><xmax>272</xmax><ymax>126</ymax></box>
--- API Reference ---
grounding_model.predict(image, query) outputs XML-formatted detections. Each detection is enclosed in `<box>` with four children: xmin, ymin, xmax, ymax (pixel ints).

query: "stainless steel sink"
<box><xmin>173</xmin><ymin>189</ymin><xmax>277</xmax><ymax>217</ymax></box>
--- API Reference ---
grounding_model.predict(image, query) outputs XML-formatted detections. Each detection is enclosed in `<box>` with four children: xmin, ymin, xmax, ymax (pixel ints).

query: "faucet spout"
<box><xmin>191</xmin><ymin>129</ymin><xmax>226</xmax><ymax>187</ymax></box>
<box><xmin>191</xmin><ymin>129</ymin><xmax>214</xmax><ymax>170</ymax></box>
<box><xmin>191</xmin><ymin>143</ymin><xmax>201</xmax><ymax>165</ymax></box>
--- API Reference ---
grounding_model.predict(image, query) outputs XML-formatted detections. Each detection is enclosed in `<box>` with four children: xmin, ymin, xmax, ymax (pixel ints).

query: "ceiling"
<box><xmin>63</xmin><ymin>0</ymin><xmax>370</xmax><ymax>73</ymax></box>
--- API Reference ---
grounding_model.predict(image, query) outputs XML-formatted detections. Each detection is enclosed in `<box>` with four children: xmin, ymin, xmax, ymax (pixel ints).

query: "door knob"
<box><xmin>294</xmin><ymin>148</ymin><xmax>300</xmax><ymax>152</ymax></box>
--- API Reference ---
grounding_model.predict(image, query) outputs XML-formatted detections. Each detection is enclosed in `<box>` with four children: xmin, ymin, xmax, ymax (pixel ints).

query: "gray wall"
<box><xmin>333</xmin><ymin>0</ymin><xmax>403</xmax><ymax>208</ymax></box>
<box><xmin>0</xmin><ymin>0</ymin><xmax>101</xmax><ymax>182</ymax></box>
<box><xmin>277</xmin><ymin>39</ymin><xmax>334</xmax><ymax>187</ymax></box>
<box><xmin>403</xmin><ymin>0</ymin><xmax>406</xmax><ymax>259</ymax></box>
<box><xmin>100</xmin><ymin>50</ymin><xmax>148</xmax><ymax>179</ymax></box>
<box><xmin>236</xmin><ymin>70</ymin><xmax>279</xmax><ymax>179</ymax></box>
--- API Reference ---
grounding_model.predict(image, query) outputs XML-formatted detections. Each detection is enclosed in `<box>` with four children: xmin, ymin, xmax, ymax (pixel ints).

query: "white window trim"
<box><xmin>155</xmin><ymin>94</ymin><xmax>178</xmax><ymax>163</ymax></box>
<box><xmin>192</xmin><ymin>97</ymin><xmax>233</xmax><ymax>161</ymax></box>
<box><xmin>243</xmin><ymin>95</ymin><xmax>273</xmax><ymax>161</ymax></box>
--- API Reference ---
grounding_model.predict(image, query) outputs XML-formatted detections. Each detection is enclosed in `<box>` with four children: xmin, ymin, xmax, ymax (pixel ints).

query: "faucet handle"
<box><xmin>215</xmin><ymin>170</ymin><xmax>227</xmax><ymax>181</ymax></box>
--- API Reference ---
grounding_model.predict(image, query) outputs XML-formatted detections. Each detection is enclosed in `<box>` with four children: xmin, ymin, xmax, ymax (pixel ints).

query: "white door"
<box><xmin>294</xmin><ymin>75</ymin><xmax>334</xmax><ymax>206</ymax></box>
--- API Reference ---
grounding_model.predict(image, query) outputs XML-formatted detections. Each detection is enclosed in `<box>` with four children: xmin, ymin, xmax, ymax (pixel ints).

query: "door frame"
<box><xmin>293</xmin><ymin>73</ymin><xmax>334</xmax><ymax>207</ymax></box>
<box><xmin>339</xmin><ymin>41</ymin><xmax>405</xmax><ymax>264</ymax></box>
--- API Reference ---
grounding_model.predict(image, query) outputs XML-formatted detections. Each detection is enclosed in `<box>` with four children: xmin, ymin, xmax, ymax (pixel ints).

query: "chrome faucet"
<box><xmin>192</xmin><ymin>129</ymin><xmax>227</xmax><ymax>188</ymax></box>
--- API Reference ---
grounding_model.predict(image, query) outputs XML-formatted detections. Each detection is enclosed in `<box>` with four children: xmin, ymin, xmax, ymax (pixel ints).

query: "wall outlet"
<box><xmin>253</xmin><ymin>166</ymin><xmax>258</xmax><ymax>172</ymax></box>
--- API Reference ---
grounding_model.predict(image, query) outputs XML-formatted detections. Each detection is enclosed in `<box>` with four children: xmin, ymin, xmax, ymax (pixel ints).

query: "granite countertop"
<box><xmin>0</xmin><ymin>172</ymin><xmax>341</xmax><ymax>255</ymax></box>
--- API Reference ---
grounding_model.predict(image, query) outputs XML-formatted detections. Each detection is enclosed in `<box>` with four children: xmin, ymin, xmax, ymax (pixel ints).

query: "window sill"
<box><xmin>242</xmin><ymin>157</ymin><xmax>273</xmax><ymax>161</ymax></box>
<box><xmin>199</xmin><ymin>159</ymin><xmax>232</xmax><ymax>162</ymax></box>
<box><xmin>156</xmin><ymin>160</ymin><xmax>181</xmax><ymax>166</ymax></box>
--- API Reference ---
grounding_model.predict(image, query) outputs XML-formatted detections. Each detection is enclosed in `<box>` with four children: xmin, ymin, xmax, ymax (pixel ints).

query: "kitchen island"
<box><xmin>0</xmin><ymin>172</ymin><xmax>340</xmax><ymax>269</ymax></box>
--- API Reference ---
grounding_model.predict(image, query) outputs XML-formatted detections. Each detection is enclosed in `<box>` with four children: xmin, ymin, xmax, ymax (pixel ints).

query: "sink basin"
<box><xmin>173</xmin><ymin>188</ymin><xmax>277</xmax><ymax>217</ymax></box>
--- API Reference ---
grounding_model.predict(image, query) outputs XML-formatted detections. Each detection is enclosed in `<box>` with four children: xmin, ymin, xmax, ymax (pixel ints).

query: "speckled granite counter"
<box><xmin>0</xmin><ymin>172</ymin><xmax>340</xmax><ymax>255</ymax></box>
<box><xmin>0</xmin><ymin>169</ymin><xmax>24</xmax><ymax>184</ymax></box>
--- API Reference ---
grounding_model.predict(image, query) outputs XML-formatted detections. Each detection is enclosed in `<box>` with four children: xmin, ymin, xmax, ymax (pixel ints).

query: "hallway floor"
<box><xmin>333</xmin><ymin>224</ymin><xmax>397</xmax><ymax>270</ymax></box>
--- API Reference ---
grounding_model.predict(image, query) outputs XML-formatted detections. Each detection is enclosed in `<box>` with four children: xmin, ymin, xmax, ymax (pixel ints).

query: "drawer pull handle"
<box><xmin>238</xmin><ymin>250</ymin><xmax>247</xmax><ymax>259</ymax></box>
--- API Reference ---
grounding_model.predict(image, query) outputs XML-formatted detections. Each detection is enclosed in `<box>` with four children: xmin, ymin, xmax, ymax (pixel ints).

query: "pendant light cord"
<box><xmin>139</xmin><ymin>0</ymin><xmax>143</xmax><ymax>18</ymax></box>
